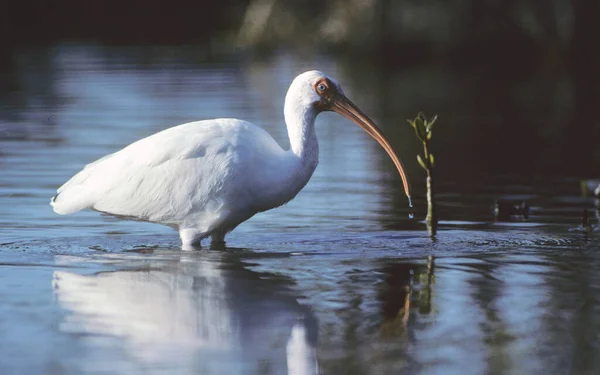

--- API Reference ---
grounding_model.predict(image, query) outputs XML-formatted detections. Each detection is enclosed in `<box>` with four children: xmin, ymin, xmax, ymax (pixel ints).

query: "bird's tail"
<box><xmin>50</xmin><ymin>181</ymin><xmax>95</xmax><ymax>215</ymax></box>
<box><xmin>50</xmin><ymin>191</ymin><xmax>83</xmax><ymax>214</ymax></box>
<box><xmin>50</xmin><ymin>158</ymin><xmax>111</xmax><ymax>214</ymax></box>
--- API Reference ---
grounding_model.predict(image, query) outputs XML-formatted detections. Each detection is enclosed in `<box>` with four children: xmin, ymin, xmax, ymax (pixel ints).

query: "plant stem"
<box><xmin>424</xmin><ymin>144</ymin><xmax>437</xmax><ymax>237</ymax></box>
<box><xmin>407</xmin><ymin>112</ymin><xmax>438</xmax><ymax>238</ymax></box>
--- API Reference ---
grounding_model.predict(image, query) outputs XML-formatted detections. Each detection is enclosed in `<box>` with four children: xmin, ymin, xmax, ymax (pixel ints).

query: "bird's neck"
<box><xmin>285</xmin><ymin>103</ymin><xmax>319</xmax><ymax>165</ymax></box>
<box><xmin>247</xmin><ymin>102</ymin><xmax>319</xmax><ymax>212</ymax></box>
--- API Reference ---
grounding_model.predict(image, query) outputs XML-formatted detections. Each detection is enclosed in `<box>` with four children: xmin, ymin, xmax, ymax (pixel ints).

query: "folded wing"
<box><xmin>50</xmin><ymin>119</ymin><xmax>257</xmax><ymax>226</ymax></box>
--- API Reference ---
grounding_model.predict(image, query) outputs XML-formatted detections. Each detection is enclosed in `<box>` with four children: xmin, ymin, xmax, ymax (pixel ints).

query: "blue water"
<box><xmin>1</xmin><ymin>44</ymin><xmax>599</xmax><ymax>374</ymax></box>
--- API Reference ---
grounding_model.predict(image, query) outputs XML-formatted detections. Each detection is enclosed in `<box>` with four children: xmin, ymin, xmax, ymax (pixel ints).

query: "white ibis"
<box><xmin>51</xmin><ymin>71</ymin><xmax>411</xmax><ymax>247</ymax></box>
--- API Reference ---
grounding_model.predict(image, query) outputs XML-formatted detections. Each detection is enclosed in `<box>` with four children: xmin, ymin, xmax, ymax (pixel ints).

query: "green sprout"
<box><xmin>407</xmin><ymin>113</ymin><xmax>438</xmax><ymax>237</ymax></box>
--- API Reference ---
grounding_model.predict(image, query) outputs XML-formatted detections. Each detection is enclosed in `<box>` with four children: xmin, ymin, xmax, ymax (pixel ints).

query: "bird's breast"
<box><xmin>251</xmin><ymin>154</ymin><xmax>318</xmax><ymax>213</ymax></box>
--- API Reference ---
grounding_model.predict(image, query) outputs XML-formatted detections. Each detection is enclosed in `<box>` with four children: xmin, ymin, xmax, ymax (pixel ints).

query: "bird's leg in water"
<box><xmin>179</xmin><ymin>228</ymin><xmax>205</xmax><ymax>249</ymax></box>
<box><xmin>210</xmin><ymin>232</ymin><xmax>227</xmax><ymax>249</ymax></box>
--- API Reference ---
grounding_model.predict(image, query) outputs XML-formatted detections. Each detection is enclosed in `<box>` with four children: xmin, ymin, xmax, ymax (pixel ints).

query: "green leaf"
<box><xmin>426</xmin><ymin>115</ymin><xmax>438</xmax><ymax>132</ymax></box>
<box><xmin>417</xmin><ymin>154</ymin><xmax>427</xmax><ymax>170</ymax></box>
<box><xmin>408</xmin><ymin>117</ymin><xmax>425</xmax><ymax>141</ymax></box>
<box><xmin>409</xmin><ymin>113</ymin><xmax>437</xmax><ymax>142</ymax></box>
<box><xmin>429</xmin><ymin>153</ymin><xmax>435</xmax><ymax>168</ymax></box>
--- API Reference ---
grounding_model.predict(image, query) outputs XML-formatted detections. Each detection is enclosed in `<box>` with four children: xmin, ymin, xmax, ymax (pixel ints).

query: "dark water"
<box><xmin>1</xmin><ymin>44</ymin><xmax>599</xmax><ymax>374</ymax></box>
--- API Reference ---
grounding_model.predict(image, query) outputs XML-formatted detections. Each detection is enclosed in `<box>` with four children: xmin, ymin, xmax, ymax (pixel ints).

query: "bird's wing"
<box><xmin>51</xmin><ymin>119</ymin><xmax>264</xmax><ymax>226</ymax></box>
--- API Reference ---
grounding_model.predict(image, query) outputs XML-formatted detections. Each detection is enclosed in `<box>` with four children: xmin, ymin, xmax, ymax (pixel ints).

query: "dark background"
<box><xmin>1</xmin><ymin>0</ymin><xmax>599</xmax><ymax>179</ymax></box>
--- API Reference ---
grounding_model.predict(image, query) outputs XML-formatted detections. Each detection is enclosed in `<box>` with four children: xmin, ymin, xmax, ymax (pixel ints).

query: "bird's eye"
<box><xmin>317</xmin><ymin>83</ymin><xmax>326</xmax><ymax>92</ymax></box>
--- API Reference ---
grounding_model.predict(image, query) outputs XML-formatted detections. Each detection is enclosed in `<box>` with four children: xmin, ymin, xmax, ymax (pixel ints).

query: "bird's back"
<box><xmin>51</xmin><ymin>119</ymin><xmax>286</xmax><ymax>231</ymax></box>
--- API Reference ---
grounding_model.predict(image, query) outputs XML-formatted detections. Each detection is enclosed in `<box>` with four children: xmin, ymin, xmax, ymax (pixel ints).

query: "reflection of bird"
<box><xmin>53</xmin><ymin>251</ymin><xmax>318</xmax><ymax>374</ymax></box>
<box><xmin>51</xmin><ymin>71</ymin><xmax>411</xmax><ymax>247</ymax></box>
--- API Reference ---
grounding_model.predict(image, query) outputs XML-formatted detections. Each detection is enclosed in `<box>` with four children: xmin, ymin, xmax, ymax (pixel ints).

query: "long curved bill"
<box><xmin>331</xmin><ymin>94</ymin><xmax>411</xmax><ymax>201</ymax></box>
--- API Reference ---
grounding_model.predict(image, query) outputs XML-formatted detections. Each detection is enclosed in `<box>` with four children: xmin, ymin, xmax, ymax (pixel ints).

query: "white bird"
<box><xmin>51</xmin><ymin>70</ymin><xmax>411</xmax><ymax>247</ymax></box>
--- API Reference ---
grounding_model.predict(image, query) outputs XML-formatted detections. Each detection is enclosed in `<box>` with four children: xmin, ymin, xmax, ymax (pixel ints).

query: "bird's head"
<box><xmin>287</xmin><ymin>70</ymin><xmax>412</xmax><ymax>202</ymax></box>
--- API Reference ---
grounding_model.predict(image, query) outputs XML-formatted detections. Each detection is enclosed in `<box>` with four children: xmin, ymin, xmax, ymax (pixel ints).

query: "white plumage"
<box><xmin>51</xmin><ymin>71</ymin><xmax>411</xmax><ymax>247</ymax></box>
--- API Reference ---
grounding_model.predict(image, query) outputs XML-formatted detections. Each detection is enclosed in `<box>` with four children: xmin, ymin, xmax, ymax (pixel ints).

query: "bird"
<box><xmin>51</xmin><ymin>70</ymin><xmax>411</xmax><ymax>248</ymax></box>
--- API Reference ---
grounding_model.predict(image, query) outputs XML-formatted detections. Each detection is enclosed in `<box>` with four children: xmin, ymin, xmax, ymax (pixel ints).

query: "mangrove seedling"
<box><xmin>582</xmin><ymin>209</ymin><xmax>592</xmax><ymax>233</ymax></box>
<box><xmin>580</xmin><ymin>179</ymin><xmax>600</xmax><ymax>198</ymax></box>
<box><xmin>407</xmin><ymin>113</ymin><xmax>438</xmax><ymax>237</ymax></box>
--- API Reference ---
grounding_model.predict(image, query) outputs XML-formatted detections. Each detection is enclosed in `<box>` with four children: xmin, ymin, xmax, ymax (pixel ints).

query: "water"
<box><xmin>1</xmin><ymin>44</ymin><xmax>600</xmax><ymax>374</ymax></box>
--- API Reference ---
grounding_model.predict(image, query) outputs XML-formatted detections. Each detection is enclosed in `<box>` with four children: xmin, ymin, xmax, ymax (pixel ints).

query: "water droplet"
<box><xmin>409</xmin><ymin>213</ymin><xmax>414</xmax><ymax>219</ymax></box>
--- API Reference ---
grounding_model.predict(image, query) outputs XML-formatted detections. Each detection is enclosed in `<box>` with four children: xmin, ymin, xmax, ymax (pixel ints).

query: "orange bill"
<box><xmin>331</xmin><ymin>94</ymin><xmax>411</xmax><ymax>201</ymax></box>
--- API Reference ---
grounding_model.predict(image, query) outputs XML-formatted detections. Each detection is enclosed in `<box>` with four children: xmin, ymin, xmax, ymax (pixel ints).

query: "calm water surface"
<box><xmin>1</xmin><ymin>45</ymin><xmax>599</xmax><ymax>374</ymax></box>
